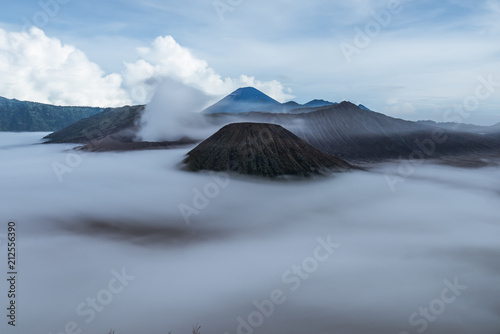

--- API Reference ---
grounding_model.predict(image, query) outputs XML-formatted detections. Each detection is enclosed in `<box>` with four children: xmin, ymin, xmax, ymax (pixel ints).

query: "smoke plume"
<box><xmin>136</xmin><ymin>78</ymin><xmax>215</xmax><ymax>142</ymax></box>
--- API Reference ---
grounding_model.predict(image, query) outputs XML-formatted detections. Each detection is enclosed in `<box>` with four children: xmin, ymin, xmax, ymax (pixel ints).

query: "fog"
<box><xmin>136</xmin><ymin>79</ymin><xmax>217</xmax><ymax>142</ymax></box>
<box><xmin>1</xmin><ymin>132</ymin><xmax>500</xmax><ymax>334</ymax></box>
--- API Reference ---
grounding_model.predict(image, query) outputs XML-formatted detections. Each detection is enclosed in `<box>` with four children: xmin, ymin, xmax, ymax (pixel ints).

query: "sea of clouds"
<box><xmin>0</xmin><ymin>132</ymin><xmax>499</xmax><ymax>334</ymax></box>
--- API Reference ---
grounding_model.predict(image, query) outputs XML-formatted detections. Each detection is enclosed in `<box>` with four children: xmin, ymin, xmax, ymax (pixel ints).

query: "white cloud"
<box><xmin>122</xmin><ymin>35</ymin><xmax>294</xmax><ymax>104</ymax></box>
<box><xmin>0</xmin><ymin>27</ymin><xmax>131</xmax><ymax>107</ymax></box>
<box><xmin>482</xmin><ymin>0</ymin><xmax>500</xmax><ymax>33</ymax></box>
<box><xmin>385</xmin><ymin>98</ymin><xmax>416</xmax><ymax>116</ymax></box>
<box><xmin>2</xmin><ymin>132</ymin><xmax>500</xmax><ymax>334</ymax></box>
<box><xmin>0</xmin><ymin>27</ymin><xmax>293</xmax><ymax>107</ymax></box>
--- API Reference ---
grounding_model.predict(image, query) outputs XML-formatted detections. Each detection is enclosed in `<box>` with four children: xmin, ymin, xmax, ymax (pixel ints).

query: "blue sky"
<box><xmin>0</xmin><ymin>0</ymin><xmax>499</xmax><ymax>124</ymax></box>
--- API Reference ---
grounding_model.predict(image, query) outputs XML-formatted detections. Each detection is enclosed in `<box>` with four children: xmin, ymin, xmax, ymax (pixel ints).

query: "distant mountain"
<box><xmin>417</xmin><ymin>120</ymin><xmax>500</xmax><ymax>134</ymax></box>
<box><xmin>0</xmin><ymin>96</ymin><xmax>103</xmax><ymax>131</ymax></box>
<box><xmin>303</xmin><ymin>99</ymin><xmax>336</xmax><ymax>108</ymax></box>
<box><xmin>281</xmin><ymin>101</ymin><xmax>302</xmax><ymax>112</ymax></box>
<box><xmin>358</xmin><ymin>104</ymin><xmax>372</xmax><ymax>111</ymax></box>
<box><xmin>203</xmin><ymin>87</ymin><xmax>282</xmax><ymax>114</ymax></box>
<box><xmin>202</xmin><ymin>87</ymin><xmax>372</xmax><ymax>114</ymax></box>
<box><xmin>183</xmin><ymin>122</ymin><xmax>353</xmax><ymax>177</ymax></box>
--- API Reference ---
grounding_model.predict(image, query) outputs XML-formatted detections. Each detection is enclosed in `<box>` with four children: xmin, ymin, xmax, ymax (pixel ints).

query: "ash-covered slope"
<box><xmin>183</xmin><ymin>123</ymin><xmax>353</xmax><ymax>177</ymax></box>
<box><xmin>43</xmin><ymin>105</ymin><xmax>144</xmax><ymax>143</ymax></box>
<box><xmin>209</xmin><ymin>102</ymin><xmax>500</xmax><ymax>163</ymax></box>
<box><xmin>294</xmin><ymin>102</ymin><xmax>500</xmax><ymax>162</ymax></box>
<box><xmin>43</xmin><ymin>88</ymin><xmax>500</xmax><ymax>166</ymax></box>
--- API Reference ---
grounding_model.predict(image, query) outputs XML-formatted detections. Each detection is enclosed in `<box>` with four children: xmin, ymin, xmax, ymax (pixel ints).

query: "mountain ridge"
<box><xmin>202</xmin><ymin>87</ymin><xmax>363</xmax><ymax>114</ymax></box>
<box><xmin>36</xmin><ymin>87</ymin><xmax>500</xmax><ymax>167</ymax></box>
<box><xmin>207</xmin><ymin>101</ymin><xmax>500</xmax><ymax>163</ymax></box>
<box><xmin>0</xmin><ymin>96</ymin><xmax>104</xmax><ymax>131</ymax></box>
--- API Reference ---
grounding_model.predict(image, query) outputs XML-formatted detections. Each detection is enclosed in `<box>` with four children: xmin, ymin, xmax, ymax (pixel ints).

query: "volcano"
<box><xmin>183</xmin><ymin>122</ymin><xmax>353</xmax><ymax>177</ymax></box>
<box><xmin>202</xmin><ymin>87</ymin><xmax>282</xmax><ymax>114</ymax></box>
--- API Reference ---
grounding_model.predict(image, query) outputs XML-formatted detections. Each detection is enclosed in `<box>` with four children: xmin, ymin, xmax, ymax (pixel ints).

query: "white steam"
<box><xmin>136</xmin><ymin>79</ymin><xmax>215</xmax><ymax>142</ymax></box>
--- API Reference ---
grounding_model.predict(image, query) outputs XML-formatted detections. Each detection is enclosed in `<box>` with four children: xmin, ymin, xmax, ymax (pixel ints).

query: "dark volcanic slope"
<box><xmin>207</xmin><ymin>102</ymin><xmax>500</xmax><ymax>162</ymax></box>
<box><xmin>295</xmin><ymin>103</ymin><xmax>500</xmax><ymax>162</ymax></box>
<box><xmin>183</xmin><ymin>122</ymin><xmax>353</xmax><ymax>178</ymax></box>
<box><xmin>43</xmin><ymin>93</ymin><xmax>500</xmax><ymax>164</ymax></box>
<box><xmin>76</xmin><ymin>135</ymin><xmax>198</xmax><ymax>152</ymax></box>
<box><xmin>44</xmin><ymin>105</ymin><xmax>144</xmax><ymax>143</ymax></box>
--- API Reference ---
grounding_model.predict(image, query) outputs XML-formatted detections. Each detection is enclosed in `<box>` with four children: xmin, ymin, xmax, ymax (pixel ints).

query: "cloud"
<box><xmin>0</xmin><ymin>27</ymin><xmax>131</xmax><ymax>107</ymax></box>
<box><xmin>2</xmin><ymin>132</ymin><xmax>500</xmax><ymax>334</ymax></box>
<box><xmin>481</xmin><ymin>0</ymin><xmax>500</xmax><ymax>33</ymax></box>
<box><xmin>385</xmin><ymin>97</ymin><xmax>416</xmax><ymax>116</ymax></box>
<box><xmin>0</xmin><ymin>27</ymin><xmax>293</xmax><ymax>107</ymax></box>
<box><xmin>122</xmin><ymin>34</ymin><xmax>294</xmax><ymax>104</ymax></box>
<box><xmin>160</xmin><ymin>0</ymin><xmax>500</xmax><ymax>123</ymax></box>
<box><xmin>1</xmin><ymin>1</ymin><xmax>498</xmax><ymax>124</ymax></box>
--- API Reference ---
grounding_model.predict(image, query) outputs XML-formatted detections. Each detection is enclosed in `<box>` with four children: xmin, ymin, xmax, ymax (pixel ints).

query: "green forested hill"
<box><xmin>0</xmin><ymin>96</ymin><xmax>104</xmax><ymax>131</ymax></box>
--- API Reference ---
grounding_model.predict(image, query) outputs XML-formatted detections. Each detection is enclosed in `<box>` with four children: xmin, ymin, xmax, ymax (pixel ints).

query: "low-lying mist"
<box><xmin>0</xmin><ymin>132</ymin><xmax>499</xmax><ymax>334</ymax></box>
